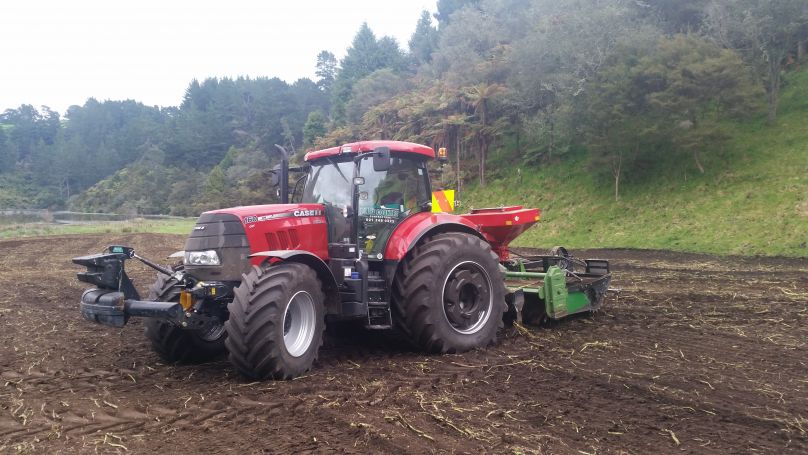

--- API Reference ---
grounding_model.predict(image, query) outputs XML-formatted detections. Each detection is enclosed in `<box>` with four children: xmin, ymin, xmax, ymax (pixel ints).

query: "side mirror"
<box><xmin>373</xmin><ymin>146</ymin><xmax>390</xmax><ymax>172</ymax></box>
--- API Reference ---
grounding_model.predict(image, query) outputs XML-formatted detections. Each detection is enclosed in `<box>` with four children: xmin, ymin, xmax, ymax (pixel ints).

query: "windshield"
<box><xmin>302</xmin><ymin>159</ymin><xmax>353</xmax><ymax>206</ymax></box>
<box><xmin>302</xmin><ymin>158</ymin><xmax>354</xmax><ymax>244</ymax></box>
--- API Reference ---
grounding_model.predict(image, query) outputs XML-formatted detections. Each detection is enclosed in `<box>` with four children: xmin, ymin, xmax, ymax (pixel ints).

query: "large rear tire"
<box><xmin>392</xmin><ymin>232</ymin><xmax>505</xmax><ymax>353</ymax></box>
<box><xmin>225</xmin><ymin>262</ymin><xmax>325</xmax><ymax>380</ymax></box>
<box><xmin>144</xmin><ymin>271</ymin><xmax>227</xmax><ymax>363</ymax></box>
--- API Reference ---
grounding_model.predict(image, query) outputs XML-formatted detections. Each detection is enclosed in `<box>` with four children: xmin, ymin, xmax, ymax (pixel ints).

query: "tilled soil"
<box><xmin>1</xmin><ymin>234</ymin><xmax>806</xmax><ymax>454</ymax></box>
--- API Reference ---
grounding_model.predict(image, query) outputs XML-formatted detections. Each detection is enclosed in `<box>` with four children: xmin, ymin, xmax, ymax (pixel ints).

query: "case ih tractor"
<box><xmin>74</xmin><ymin>141</ymin><xmax>610</xmax><ymax>380</ymax></box>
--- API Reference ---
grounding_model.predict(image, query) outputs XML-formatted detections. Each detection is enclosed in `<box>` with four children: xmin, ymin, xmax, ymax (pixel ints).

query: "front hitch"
<box><xmin>72</xmin><ymin>246</ymin><xmax>185</xmax><ymax>328</ymax></box>
<box><xmin>79</xmin><ymin>289</ymin><xmax>184</xmax><ymax>327</ymax></box>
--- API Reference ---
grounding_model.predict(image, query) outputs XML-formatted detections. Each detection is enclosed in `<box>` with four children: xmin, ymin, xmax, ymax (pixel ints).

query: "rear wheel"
<box><xmin>225</xmin><ymin>262</ymin><xmax>325</xmax><ymax>380</ymax></box>
<box><xmin>144</xmin><ymin>271</ymin><xmax>227</xmax><ymax>363</ymax></box>
<box><xmin>550</xmin><ymin>246</ymin><xmax>572</xmax><ymax>272</ymax></box>
<box><xmin>393</xmin><ymin>232</ymin><xmax>505</xmax><ymax>353</ymax></box>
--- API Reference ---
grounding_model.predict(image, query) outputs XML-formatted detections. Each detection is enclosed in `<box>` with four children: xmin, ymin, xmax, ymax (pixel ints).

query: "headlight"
<box><xmin>184</xmin><ymin>250</ymin><xmax>220</xmax><ymax>266</ymax></box>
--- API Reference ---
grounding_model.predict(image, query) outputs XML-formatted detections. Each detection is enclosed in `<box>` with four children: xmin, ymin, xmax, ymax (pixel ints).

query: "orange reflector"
<box><xmin>505</xmin><ymin>220</ymin><xmax>513</xmax><ymax>226</ymax></box>
<box><xmin>535</xmin><ymin>215</ymin><xmax>540</xmax><ymax>221</ymax></box>
<box><xmin>180</xmin><ymin>291</ymin><xmax>193</xmax><ymax>310</ymax></box>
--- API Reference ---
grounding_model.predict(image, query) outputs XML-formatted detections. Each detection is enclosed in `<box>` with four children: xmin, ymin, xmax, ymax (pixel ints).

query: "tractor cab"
<box><xmin>301</xmin><ymin>144</ymin><xmax>432</xmax><ymax>260</ymax></box>
<box><xmin>298</xmin><ymin>141</ymin><xmax>436</xmax><ymax>327</ymax></box>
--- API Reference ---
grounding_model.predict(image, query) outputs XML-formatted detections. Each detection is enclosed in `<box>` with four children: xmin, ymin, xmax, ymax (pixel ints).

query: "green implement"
<box><xmin>503</xmin><ymin>254</ymin><xmax>611</xmax><ymax>323</ymax></box>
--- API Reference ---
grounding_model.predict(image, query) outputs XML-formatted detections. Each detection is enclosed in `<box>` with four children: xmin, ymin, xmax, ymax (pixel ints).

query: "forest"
<box><xmin>0</xmin><ymin>0</ymin><xmax>806</xmax><ymax>216</ymax></box>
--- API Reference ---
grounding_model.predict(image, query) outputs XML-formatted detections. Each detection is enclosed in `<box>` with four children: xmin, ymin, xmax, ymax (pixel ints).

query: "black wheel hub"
<box><xmin>442</xmin><ymin>262</ymin><xmax>492</xmax><ymax>334</ymax></box>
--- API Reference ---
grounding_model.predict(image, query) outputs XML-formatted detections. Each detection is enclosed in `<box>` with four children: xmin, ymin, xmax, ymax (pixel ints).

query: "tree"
<box><xmin>799</xmin><ymin>22</ymin><xmax>808</xmax><ymax>61</ymax></box>
<box><xmin>635</xmin><ymin>0</ymin><xmax>709</xmax><ymax>33</ymax></box>
<box><xmin>203</xmin><ymin>165</ymin><xmax>229</xmax><ymax>207</ymax></box>
<box><xmin>376</xmin><ymin>37</ymin><xmax>407</xmax><ymax>72</ymax></box>
<box><xmin>315</xmin><ymin>51</ymin><xmax>338</xmax><ymax>93</ymax></box>
<box><xmin>507</xmin><ymin>0</ymin><xmax>644</xmax><ymax>164</ymax></box>
<box><xmin>463</xmin><ymin>83</ymin><xmax>506</xmax><ymax>186</ymax></box>
<box><xmin>706</xmin><ymin>0</ymin><xmax>808</xmax><ymax>123</ymax></box>
<box><xmin>443</xmin><ymin>114</ymin><xmax>468</xmax><ymax>197</ymax></box>
<box><xmin>290</xmin><ymin>77</ymin><xmax>330</xmax><ymax>132</ymax></box>
<box><xmin>280</xmin><ymin>117</ymin><xmax>296</xmax><ymax>152</ymax></box>
<box><xmin>507</xmin><ymin>0</ymin><xmax>641</xmax><ymax>111</ymax></box>
<box><xmin>303</xmin><ymin>111</ymin><xmax>327</xmax><ymax>147</ymax></box>
<box><xmin>434</xmin><ymin>0</ymin><xmax>481</xmax><ymax>27</ymax></box>
<box><xmin>168</xmin><ymin>75</ymin><xmax>322</xmax><ymax>167</ymax></box>
<box><xmin>580</xmin><ymin>33</ymin><xmax>761</xmax><ymax>199</ymax></box>
<box><xmin>409</xmin><ymin>10</ymin><xmax>439</xmax><ymax>65</ymax></box>
<box><xmin>331</xmin><ymin>23</ymin><xmax>407</xmax><ymax>124</ymax></box>
<box><xmin>61</xmin><ymin>99</ymin><xmax>168</xmax><ymax>189</ymax></box>
<box><xmin>331</xmin><ymin>24</ymin><xmax>380</xmax><ymax>124</ymax></box>
<box><xmin>640</xmin><ymin>34</ymin><xmax>762</xmax><ymax>173</ymax></box>
<box><xmin>579</xmin><ymin>45</ymin><xmax>661</xmax><ymax>200</ymax></box>
<box><xmin>0</xmin><ymin>105</ymin><xmax>59</xmax><ymax>163</ymax></box>
<box><xmin>346</xmin><ymin>69</ymin><xmax>410</xmax><ymax>124</ymax></box>
<box><xmin>428</xmin><ymin>5</ymin><xmax>509</xmax><ymax>86</ymax></box>
<box><xmin>336</xmin><ymin>23</ymin><xmax>381</xmax><ymax>83</ymax></box>
<box><xmin>0</xmin><ymin>127</ymin><xmax>14</xmax><ymax>173</ymax></box>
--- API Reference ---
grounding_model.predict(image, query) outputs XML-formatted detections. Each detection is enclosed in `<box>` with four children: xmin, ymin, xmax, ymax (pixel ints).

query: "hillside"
<box><xmin>1</xmin><ymin>1</ymin><xmax>806</xmax><ymax>257</ymax></box>
<box><xmin>465</xmin><ymin>69</ymin><xmax>808</xmax><ymax>257</ymax></box>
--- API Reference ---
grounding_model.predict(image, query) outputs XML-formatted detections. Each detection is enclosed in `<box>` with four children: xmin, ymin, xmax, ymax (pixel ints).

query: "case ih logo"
<box><xmin>293</xmin><ymin>209</ymin><xmax>323</xmax><ymax>217</ymax></box>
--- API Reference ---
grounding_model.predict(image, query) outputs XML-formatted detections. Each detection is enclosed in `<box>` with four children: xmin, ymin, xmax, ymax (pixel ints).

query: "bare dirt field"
<box><xmin>1</xmin><ymin>234</ymin><xmax>806</xmax><ymax>454</ymax></box>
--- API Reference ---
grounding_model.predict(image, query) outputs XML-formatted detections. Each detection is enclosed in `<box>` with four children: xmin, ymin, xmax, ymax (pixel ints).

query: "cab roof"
<box><xmin>304</xmin><ymin>140</ymin><xmax>435</xmax><ymax>162</ymax></box>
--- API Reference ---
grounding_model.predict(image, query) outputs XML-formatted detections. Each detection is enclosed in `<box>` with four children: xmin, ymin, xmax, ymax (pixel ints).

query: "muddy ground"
<box><xmin>0</xmin><ymin>233</ymin><xmax>806</xmax><ymax>454</ymax></box>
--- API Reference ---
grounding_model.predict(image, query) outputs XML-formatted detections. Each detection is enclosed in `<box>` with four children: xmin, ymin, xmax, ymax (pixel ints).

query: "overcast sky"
<box><xmin>0</xmin><ymin>0</ymin><xmax>436</xmax><ymax>115</ymax></box>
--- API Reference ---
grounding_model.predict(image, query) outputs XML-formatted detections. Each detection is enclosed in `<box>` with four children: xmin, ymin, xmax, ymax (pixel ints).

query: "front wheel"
<box><xmin>144</xmin><ymin>271</ymin><xmax>227</xmax><ymax>363</ymax></box>
<box><xmin>225</xmin><ymin>262</ymin><xmax>325</xmax><ymax>380</ymax></box>
<box><xmin>393</xmin><ymin>232</ymin><xmax>505</xmax><ymax>353</ymax></box>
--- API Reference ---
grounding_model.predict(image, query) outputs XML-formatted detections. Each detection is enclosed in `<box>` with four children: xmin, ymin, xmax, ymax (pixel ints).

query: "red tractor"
<box><xmin>74</xmin><ymin>141</ymin><xmax>610</xmax><ymax>380</ymax></box>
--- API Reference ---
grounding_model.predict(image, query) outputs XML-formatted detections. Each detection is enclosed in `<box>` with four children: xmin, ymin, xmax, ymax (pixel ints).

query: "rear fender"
<box><xmin>383</xmin><ymin>212</ymin><xmax>484</xmax><ymax>262</ymax></box>
<box><xmin>249</xmin><ymin>250</ymin><xmax>339</xmax><ymax>312</ymax></box>
<box><xmin>383</xmin><ymin>213</ymin><xmax>485</xmax><ymax>289</ymax></box>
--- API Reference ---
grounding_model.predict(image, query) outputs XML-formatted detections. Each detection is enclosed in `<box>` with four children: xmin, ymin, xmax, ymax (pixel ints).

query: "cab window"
<box><xmin>357</xmin><ymin>156</ymin><xmax>429</xmax><ymax>257</ymax></box>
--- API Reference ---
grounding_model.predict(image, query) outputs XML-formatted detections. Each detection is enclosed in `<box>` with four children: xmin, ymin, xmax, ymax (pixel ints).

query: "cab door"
<box><xmin>356</xmin><ymin>156</ymin><xmax>431</xmax><ymax>259</ymax></box>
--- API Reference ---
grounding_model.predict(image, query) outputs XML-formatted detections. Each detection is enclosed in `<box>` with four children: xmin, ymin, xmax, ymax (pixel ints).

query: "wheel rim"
<box><xmin>197</xmin><ymin>321</ymin><xmax>226</xmax><ymax>341</ymax></box>
<box><xmin>282</xmin><ymin>291</ymin><xmax>317</xmax><ymax>357</ymax></box>
<box><xmin>442</xmin><ymin>261</ymin><xmax>493</xmax><ymax>335</ymax></box>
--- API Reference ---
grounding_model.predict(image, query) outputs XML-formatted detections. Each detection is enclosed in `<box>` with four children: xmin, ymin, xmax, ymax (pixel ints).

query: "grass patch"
<box><xmin>0</xmin><ymin>218</ymin><xmax>195</xmax><ymax>240</ymax></box>
<box><xmin>464</xmin><ymin>69</ymin><xmax>808</xmax><ymax>257</ymax></box>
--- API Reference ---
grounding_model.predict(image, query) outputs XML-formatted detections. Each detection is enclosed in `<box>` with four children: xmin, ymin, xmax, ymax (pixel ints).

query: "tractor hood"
<box><xmin>199</xmin><ymin>203</ymin><xmax>330</xmax><ymax>265</ymax></box>
<box><xmin>206</xmin><ymin>204</ymin><xmax>326</xmax><ymax>226</ymax></box>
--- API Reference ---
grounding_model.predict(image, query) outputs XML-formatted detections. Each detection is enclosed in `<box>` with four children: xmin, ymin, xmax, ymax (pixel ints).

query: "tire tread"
<box><xmin>392</xmin><ymin>232</ymin><xmax>505</xmax><ymax>354</ymax></box>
